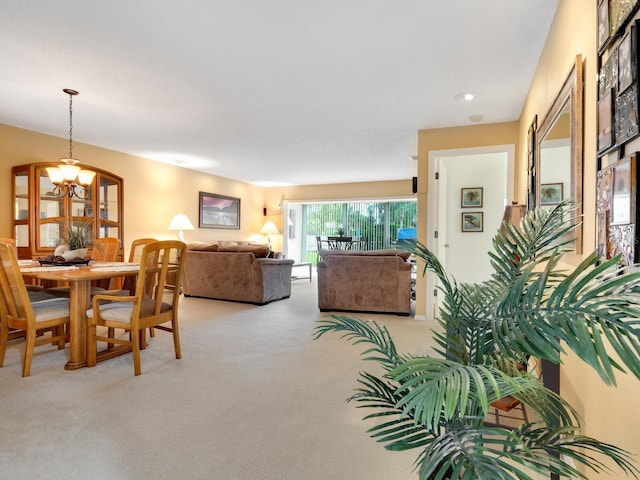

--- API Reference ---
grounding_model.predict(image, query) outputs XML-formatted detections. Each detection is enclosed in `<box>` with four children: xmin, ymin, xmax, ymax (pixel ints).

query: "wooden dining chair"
<box><xmin>0</xmin><ymin>237</ymin><xmax>43</xmax><ymax>292</ymax></box>
<box><xmin>86</xmin><ymin>240</ymin><xmax>186</xmax><ymax>375</ymax></box>
<box><xmin>0</xmin><ymin>242</ymin><xmax>70</xmax><ymax>377</ymax></box>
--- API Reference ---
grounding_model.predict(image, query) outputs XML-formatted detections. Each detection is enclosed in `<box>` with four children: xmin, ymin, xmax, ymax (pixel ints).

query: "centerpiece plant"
<box><xmin>314</xmin><ymin>201</ymin><xmax>640</xmax><ymax>479</ymax></box>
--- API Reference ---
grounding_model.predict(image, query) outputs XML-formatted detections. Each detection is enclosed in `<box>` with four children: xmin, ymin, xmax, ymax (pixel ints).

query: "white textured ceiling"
<box><xmin>0</xmin><ymin>1</ymin><xmax>558</xmax><ymax>187</ymax></box>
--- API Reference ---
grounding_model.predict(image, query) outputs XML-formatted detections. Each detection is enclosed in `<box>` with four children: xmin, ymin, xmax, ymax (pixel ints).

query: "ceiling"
<box><xmin>0</xmin><ymin>1</ymin><xmax>559</xmax><ymax>187</ymax></box>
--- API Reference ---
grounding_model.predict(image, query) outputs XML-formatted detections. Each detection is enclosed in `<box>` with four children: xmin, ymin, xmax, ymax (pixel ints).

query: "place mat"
<box><xmin>21</xmin><ymin>266</ymin><xmax>79</xmax><ymax>272</ymax></box>
<box><xmin>18</xmin><ymin>260</ymin><xmax>36</xmax><ymax>267</ymax></box>
<box><xmin>90</xmin><ymin>265</ymin><xmax>139</xmax><ymax>272</ymax></box>
<box><xmin>92</xmin><ymin>262</ymin><xmax>139</xmax><ymax>267</ymax></box>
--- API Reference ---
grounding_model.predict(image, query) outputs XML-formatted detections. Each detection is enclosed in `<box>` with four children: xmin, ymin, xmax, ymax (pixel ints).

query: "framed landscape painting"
<box><xmin>540</xmin><ymin>183</ymin><xmax>563</xmax><ymax>205</ymax></box>
<box><xmin>461</xmin><ymin>212</ymin><xmax>483</xmax><ymax>232</ymax></box>
<box><xmin>199</xmin><ymin>191</ymin><xmax>240</xmax><ymax>229</ymax></box>
<box><xmin>461</xmin><ymin>187</ymin><xmax>483</xmax><ymax>208</ymax></box>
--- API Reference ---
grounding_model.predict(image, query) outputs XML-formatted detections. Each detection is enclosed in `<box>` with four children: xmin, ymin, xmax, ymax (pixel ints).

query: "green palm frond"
<box><xmin>313</xmin><ymin>315</ymin><xmax>404</xmax><ymax>371</ymax></box>
<box><xmin>417</xmin><ymin>423</ymin><xmax>638</xmax><ymax>480</ymax></box>
<box><xmin>314</xmin><ymin>201</ymin><xmax>640</xmax><ymax>479</ymax></box>
<box><xmin>493</xmin><ymin>251</ymin><xmax>640</xmax><ymax>385</ymax></box>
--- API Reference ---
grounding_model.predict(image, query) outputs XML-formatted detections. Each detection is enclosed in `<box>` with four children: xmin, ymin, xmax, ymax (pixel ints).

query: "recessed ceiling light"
<box><xmin>454</xmin><ymin>92</ymin><xmax>475</xmax><ymax>102</ymax></box>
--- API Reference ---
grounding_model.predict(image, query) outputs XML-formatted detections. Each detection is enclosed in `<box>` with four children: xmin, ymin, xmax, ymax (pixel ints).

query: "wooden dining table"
<box><xmin>20</xmin><ymin>261</ymin><xmax>139</xmax><ymax>370</ymax></box>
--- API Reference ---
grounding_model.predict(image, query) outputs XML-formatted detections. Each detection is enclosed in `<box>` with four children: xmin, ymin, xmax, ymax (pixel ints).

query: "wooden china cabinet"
<box><xmin>11</xmin><ymin>162</ymin><xmax>124</xmax><ymax>260</ymax></box>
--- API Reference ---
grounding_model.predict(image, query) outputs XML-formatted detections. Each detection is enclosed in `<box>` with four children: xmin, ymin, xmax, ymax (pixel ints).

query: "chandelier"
<box><xmin>46</xmin><ymin>89</ymin><xmax>96</xmax><ymax>199</ymax></box>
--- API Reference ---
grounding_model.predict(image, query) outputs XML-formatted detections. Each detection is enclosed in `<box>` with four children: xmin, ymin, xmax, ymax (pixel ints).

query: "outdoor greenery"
<box><xmin>302</xmin><ymin>200</ymin><xmax>417</xmax><ymax>263</ymax></box>
<box><xmin>314</xmin><ymin>201</ymin><xmax>640</xmax><ymax>479</ymax></box>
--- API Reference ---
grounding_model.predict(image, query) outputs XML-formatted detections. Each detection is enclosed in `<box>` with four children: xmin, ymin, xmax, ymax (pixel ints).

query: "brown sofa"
<box><xmin>317</xmin><ymin>249</ymin><xmax>413</xmax><ymax>316</ymax></box>
<box><xmin>182</xmin><ymin>242</ymin><xmax>294</xmax><ymax>305</ymax></box>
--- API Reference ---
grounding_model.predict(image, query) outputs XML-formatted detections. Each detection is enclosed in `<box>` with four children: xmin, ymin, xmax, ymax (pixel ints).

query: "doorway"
<box><xmin>426</xmin><ymin>145</ymin><xmax>514</xmax><ymax>319</ymax></box>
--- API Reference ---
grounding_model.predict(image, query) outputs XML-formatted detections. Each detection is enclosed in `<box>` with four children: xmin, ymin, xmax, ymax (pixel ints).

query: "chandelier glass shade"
<box><xmin>46</xmin><ymin>89</ymin><xmax>96</xmax><ymax>199</ymax></box>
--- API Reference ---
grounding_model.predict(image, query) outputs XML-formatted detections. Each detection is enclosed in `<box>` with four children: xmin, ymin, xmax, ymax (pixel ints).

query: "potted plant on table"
<box><xmin>314</xmin><ymin>201</ymin><xmax>640</xmax><ymax>479</ymax></box>
<box><xmin>54</xmin><ymin>218</ymin><xmax>92</xmax><ymax>260</ymax></box>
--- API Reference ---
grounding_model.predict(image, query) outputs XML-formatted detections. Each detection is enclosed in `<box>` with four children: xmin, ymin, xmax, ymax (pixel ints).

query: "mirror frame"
<box><xmin>534</xmin><ymin>54</ymin><xmax>584</xmax><ymax>254</ymax></box>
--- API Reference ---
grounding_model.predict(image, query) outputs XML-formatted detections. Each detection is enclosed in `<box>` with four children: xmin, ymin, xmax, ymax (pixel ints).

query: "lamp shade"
<box><xmin>168</xmin><ymin>213</ymin><xmax>195</xmax><ymax>231</ymax></box>
<box><xmin>260</xmin><ymin>220</ymin><xmax>279</xmax><ymax>235</ymax></box>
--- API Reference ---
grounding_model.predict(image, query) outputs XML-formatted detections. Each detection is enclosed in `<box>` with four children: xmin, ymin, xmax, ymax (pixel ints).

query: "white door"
<box><xmin>426</xmin><ymin>145</ymin><xmax>514</xmax><ymax>320</ymax></box>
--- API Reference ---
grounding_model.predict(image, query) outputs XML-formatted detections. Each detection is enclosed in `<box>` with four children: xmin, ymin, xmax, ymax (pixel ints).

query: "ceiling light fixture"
<box><xmin>454</xmin><ymin>92</ymin><xmax>475</xmax><ymax>102</ymax></box>
<box><xmin>46</xmin><ymin>89</ymin><xmax>96</xmax><ymax>199</ymax></box>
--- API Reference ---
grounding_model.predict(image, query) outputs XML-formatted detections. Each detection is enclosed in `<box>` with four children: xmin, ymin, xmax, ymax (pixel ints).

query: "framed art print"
<box><xmin>461</xmin><ymin>187</ymin><xmax>483</xmax><ymax>208</ymax></box>
<box><xmin>598</xmin><ymin>89</ymin><xmax>614</xmax><ymax>152</ymax></box>
<box><xmin>618</xmin><ymin>29</ymin><xmax>634</xmax><ymax>93</ymax></box>
<box><xmin>539</xmin><ymin>183</ymin><xmax>563</xmax><ymax>205</ymax></box>
<box><xmin>599</xmin><ymin>0</ymin><xmax>610</xmax><ymax>52</ymax></box>
<box><xmin>199</xmin><ymin>191</ymin><xmax>241</xmax><ymax>229</ymax></box>
<box><xmin>461</xmin><ymin>212</ymin><xmax>483</xmax><ymax>232</ymax></box>
<box><xmin>611</xmin><ymin>156</ymin><xmax>634</xmax><ymax>225</ymax></box>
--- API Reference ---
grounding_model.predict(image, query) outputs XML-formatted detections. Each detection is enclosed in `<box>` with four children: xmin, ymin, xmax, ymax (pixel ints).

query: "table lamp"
<box><xmin>260</xmin><ymin>220</ymin><xmax>280</xmax><ymax>252</ymax></box>
<box><xmin>168</xmin><ymin>213</ymin><xmax>195</xmax><ymax>242</ymax></box>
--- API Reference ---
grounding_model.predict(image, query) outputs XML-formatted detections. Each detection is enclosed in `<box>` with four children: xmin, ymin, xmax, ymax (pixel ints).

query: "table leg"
<box><xmin>64</xmin><ymin>280</ymin><xmax>90</xmax><ymax>370</ymax></box>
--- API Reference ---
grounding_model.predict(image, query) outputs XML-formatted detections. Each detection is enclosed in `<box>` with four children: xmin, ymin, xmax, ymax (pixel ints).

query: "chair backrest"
<box><xmin>0</xmin><ymin>238</ymin><xmax>16</xmax><ymax>247</ymax></box>
<box><xmin>134</xmin><ymin>240</ymin><xmax>186</xmax><ymax>321</ymax></box>
<box><xmin>0</xmin><ymin>242</ymin><xmax>35</xmax><ymax>328</ymax></box>
<box><xmin>128</xmin><ymin>238</ymin><xmax>157</xmax><ymax>263</ymax></box>
<box><xmin>91</xmin><ymin>237</ymin><xmax>120</xmax><ymax>261</ymax></box>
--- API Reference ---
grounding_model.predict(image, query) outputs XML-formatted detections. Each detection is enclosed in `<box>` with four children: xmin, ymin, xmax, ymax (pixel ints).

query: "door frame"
<box><xmin>426</xmin><ymin>144</ymin><xmax>515</xmax><ymax>320</ymax></box>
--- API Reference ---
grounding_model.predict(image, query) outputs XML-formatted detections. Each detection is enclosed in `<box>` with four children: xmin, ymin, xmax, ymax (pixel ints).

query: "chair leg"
<box><xmin>131</xmin><ymin>328</ymin><xmax>141</xmax><ymax>376</ymax></box>
<box><xmin>172</xmin><ymin>319</ymin><xmax>181</xmax><ymax>359</ymax></box>
<box><xmin>0</xmin><ymin>321</ymin><xmax>8</xmax><ymax>368</ymax></box>
<box><xmin>22</xmin><ymin>330</ymin><xmax>36</xmax><ymax>377</ymax></box>
<box><xmin>107</xmin><ymin>327</ymin><xmax>115</xmax><ymax>350</ymax></box>
<box><xmin>87</xmin><ymin>323</ymin><xmax>97</xmax><ymax>368</ymax></box>
<box><xmin>56</xmin><ymin>325</ymin><xmax>66</xmax><ymax>349</ymax></box>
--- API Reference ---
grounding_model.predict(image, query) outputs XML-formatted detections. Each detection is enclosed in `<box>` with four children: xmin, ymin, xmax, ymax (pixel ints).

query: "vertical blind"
<box><xmin>301</xmin><ymin>200</ymin><xmax>417</xmax><ymax>263</ymax></box>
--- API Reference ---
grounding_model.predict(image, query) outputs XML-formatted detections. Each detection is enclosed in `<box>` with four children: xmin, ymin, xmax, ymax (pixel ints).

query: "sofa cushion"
<box><xmin>187</xmin><ymin>242</ymin><xmax>219</xmax><ymax>251</ymax></box>
<box><xmin>318</xmin><ymin>249</ymin><xmax>411</xmax><ymax>261</ymax></box>
<box><xmin>217</xmin><ymin>244</ymin><xmax>270</xmax><ymax>258</ymax></box>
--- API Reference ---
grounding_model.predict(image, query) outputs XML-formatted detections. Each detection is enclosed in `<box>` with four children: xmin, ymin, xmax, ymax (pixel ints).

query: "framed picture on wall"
<box><xmin>461</xmin><ymin>187</ymin><xmax>483</xmax><ymax>208</ymax></box>
<box><xmin>618</xmin><ymin>29</ymin><xmax>634</xmax><ymax>93</ymax></box>
<box><xmin>461</xmin><ymin>212</ymin><xmax>483</xmax><ymax>232</ymax></box>
<box><xmin>539</xmin><ymin>183</ymin><xmax>563</xmax><ymax>205</ymax></box>
<box><xmin>199</xmin><ymin>191</ymin><xmax>241</xmax><ymax>229</ymax></box>
<box><xmin>598</xmin><ymin>90</ymin><xmax>614</xmax><ymax>152</ymax></box>
<box><xmin>598</xmin><ymin>0</ymin><xmax>610</xmax><ymax>52</ymax></box>
<box><xmin>611</xmin><ymin>155</ymin><xmax>634</xmax><ymax>225</ymax></box>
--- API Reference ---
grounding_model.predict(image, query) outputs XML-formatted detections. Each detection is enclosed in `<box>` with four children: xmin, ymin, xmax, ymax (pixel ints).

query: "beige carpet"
<box><xmin>0</xmin><ymin>278</ymin><xmax>438</xmax><ymax>480</ymax></box>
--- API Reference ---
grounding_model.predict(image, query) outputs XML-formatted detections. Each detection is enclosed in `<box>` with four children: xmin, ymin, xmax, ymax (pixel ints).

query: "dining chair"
<box><xmin>0</xmin><ymin>237</ymin><xmax>43</xmax><ymax>292</ymax></box>
<box><xmin>86</xmin><ymin>240</ymin><xmax>186</xmax><ymax>375</ymax></box>
<box><xmin>0</xmin><ymin>241</ymin><xmax>70</xmax><ymax>377</ymax></box>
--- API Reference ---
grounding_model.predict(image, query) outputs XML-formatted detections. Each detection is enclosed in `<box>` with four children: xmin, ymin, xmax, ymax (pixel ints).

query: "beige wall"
<box><xmin>1</xmin><ymin>123</ymin><xmax>410</xmax><ymax>256</ymax></box>
<box><xmin>414</xmin><ymin>121</ymin><xmax>519</xmax><ymax>317</ymax></box>
<box><xmin>0</xmin><ymin>124</ymin><xmax>269</xmax><ymax>253</ymax></box>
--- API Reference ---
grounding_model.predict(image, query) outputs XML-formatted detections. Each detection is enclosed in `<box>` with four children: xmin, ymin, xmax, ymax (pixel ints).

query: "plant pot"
<box><xmin>55</xmin><ymin>245</ymin><xmax>88</xmax><ymax>260</ymax></box>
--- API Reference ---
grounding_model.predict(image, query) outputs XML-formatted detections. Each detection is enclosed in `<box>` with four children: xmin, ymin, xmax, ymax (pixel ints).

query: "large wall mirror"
<box><xmin>534</xmin><ymin>54</ymin><xmax>584</xmax><ymax>254</ymax></box>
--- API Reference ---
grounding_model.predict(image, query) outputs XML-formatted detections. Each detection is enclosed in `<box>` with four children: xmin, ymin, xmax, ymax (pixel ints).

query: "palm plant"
<box><xmin>314</xmin><ymin>201</ymin><xmax>640</xmax><ymax>479</ymax></box>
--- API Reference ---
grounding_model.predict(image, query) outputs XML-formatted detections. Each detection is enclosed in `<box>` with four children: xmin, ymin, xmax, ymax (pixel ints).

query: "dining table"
<box><xmin>20</xmin><ymin>261</ymin><xmax>139</xmax><ymax>370</ymax></box>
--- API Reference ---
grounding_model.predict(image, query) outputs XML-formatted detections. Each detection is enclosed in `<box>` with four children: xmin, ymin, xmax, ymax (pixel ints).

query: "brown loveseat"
<box><xmin>317</xmin><ymin>249</ymin><xmax>413</xmax><ymax>316</ymax></box>
<box><xmin>182</xmin><ymin>242</ymin><xmax>294</xmax><ymax>305</ymax></box>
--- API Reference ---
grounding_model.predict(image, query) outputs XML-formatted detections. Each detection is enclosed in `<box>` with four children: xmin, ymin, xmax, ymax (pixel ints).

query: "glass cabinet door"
<box><xmin>97</xmin><ymin>174</ymin><xmax>120</xmax><ymax>239</ymax></box>
<box><xmin>36</xmin><ymin>168</ymin><xmax>64</xmax><ymax>249</ymax></box>
<box><xmin>13</xmin><ymin>171</ymin><xmax>29</xmax><ymax>247</ymax></box>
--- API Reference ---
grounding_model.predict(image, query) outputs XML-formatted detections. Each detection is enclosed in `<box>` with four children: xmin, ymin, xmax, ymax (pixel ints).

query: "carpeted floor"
<box><xmin>0</xmin><ymin>277</ymin><xmax>438</xmax><ymax>480</ymax></box>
